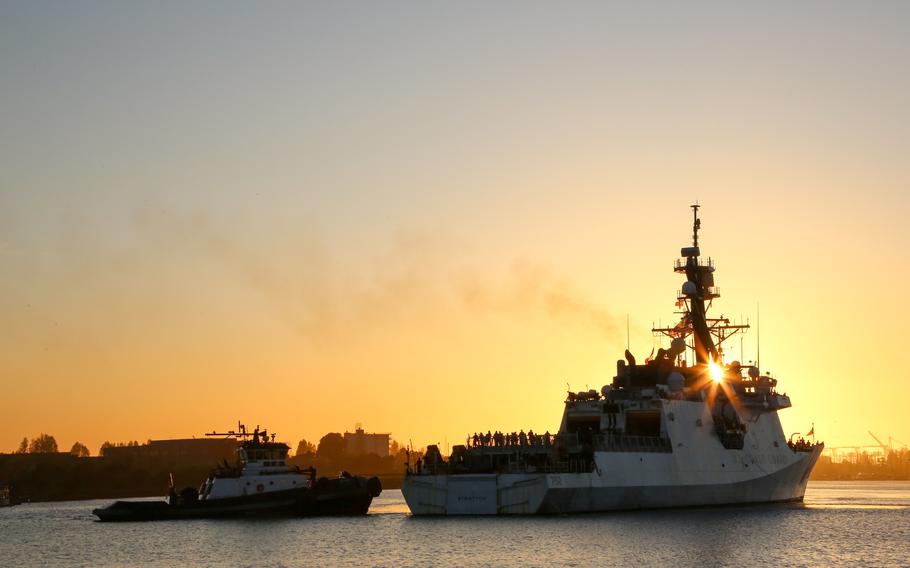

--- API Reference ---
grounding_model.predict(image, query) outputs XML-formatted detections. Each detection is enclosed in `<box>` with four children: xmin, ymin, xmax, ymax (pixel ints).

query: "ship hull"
<box><xmin>402</xmin><ymin>447</ymin><xmax>821</xmax><ymax>515</ymax></box>
<box><xmin>540</xmin><ymin>447</ymin><xmax>819</xmax><ymax>513</ymax></box>
<box><xmin>93</xmin><ymin>476</ymin><xmax>381</xmax><ymax>521</ymax></box>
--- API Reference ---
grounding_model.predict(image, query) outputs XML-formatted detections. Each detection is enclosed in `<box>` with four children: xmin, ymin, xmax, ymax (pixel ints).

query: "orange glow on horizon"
<box><xmin>2</xmin><ymin>4</ymin><xmax>909</xmax><ymax>454</ymax></box>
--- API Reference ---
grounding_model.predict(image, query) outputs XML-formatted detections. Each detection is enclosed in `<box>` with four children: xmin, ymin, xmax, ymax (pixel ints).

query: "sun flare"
<box><xmin>709</xmin><ymin>361</ymin><xmax>724</xmax><ymax>383</ymax></box>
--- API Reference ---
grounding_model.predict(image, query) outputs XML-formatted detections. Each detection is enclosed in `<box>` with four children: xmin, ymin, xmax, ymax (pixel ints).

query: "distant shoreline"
<box><xmin>3</xmin><ymin>446</ymin><xmax>907</xmax><ymax>505</ymax></box>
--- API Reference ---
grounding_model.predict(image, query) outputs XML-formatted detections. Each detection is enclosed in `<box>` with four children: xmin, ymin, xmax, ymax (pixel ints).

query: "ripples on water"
<box><xmin>1</xmin><ymin>482</ymin><xmax>908</xmax><ymax>567</ymax></box>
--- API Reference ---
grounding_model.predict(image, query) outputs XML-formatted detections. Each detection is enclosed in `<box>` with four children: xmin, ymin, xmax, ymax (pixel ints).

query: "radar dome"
<box><xmin>601</xmin><ymin>385</ymin><xmax>612</xmax><ymax>398</ymax></box>
<box><xmin>668</xmin><ymin>337</ymin><xmax>687</xmax><ymax>357</ymax></box>
<box><xmin>667</xmin><ymin>372</ymin><xmax>685</xmax><ymax>392</ymax></box>
<box><xmin>682</xmin><ymin>281</ymin><xmax>697</xmax><ymax>296</ymax></box>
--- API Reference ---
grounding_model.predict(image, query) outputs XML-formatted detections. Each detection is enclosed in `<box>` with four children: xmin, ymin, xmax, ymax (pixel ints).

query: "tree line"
<box><xmin>10</xmin><ymin>432</ymin><xmax>419</xmax><ymax>464</ymax></box>
<box><xmin>294</xmin><ymin>433</ymin><xmax>410</xmax><ymax>460</ymax></box>
<box><xmin>13</xmin><ymin>434</ymin><xmax>91</xmax><ymax>457</ymax></box>
<box><xmin>290</xmin><ymin>433</ymin><xmax>421</xmax><ymax>480</ymax></box>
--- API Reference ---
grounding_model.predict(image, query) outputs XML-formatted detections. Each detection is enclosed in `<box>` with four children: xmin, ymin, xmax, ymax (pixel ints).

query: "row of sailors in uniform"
<box><xmin>468</xmin><ymin>430</ymin><xmax>553</xmax><ymax>448</ymax></box>
<box><xmin>788</xmin><ymin>437</ymin><xmax>816</xmax><ymax>451</ymax></box>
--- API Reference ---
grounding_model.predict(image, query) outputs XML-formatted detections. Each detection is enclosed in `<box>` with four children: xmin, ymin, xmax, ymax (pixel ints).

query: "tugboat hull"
<box><xmin>93</xmin><ymin>476</ymin><xmax>381</xmax><ymax>522</ymax></box>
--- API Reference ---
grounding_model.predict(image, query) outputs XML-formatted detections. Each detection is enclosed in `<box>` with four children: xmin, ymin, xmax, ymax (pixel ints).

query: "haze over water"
<box><xmin>1</xmin><ymin>482</ymin><xmax>908</xmax><ymax>567</ymax></box>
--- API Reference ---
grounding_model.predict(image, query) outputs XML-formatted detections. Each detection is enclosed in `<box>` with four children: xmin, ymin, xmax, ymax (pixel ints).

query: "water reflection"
<box><xmin>1</xmin><ymin>482</ymin><xmax>907</xmax><ymax>568</ymax></box>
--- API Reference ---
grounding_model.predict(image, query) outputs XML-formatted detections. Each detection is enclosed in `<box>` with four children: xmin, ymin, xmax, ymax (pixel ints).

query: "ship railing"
<box><xmin>545</xmin><ymin>459</ymin><xmax>594</xmax><ymax>474</ymax></box>
<box><xmin>596</xmin><ymin>434</ymin><xmax>673</xmax><ymax>453</ymax></box>
<box><xmin>788</xmin><ymin>439</ymin><xmax>822</xmax><ymax>453</ymax></box>
<box><xmin>674</xmin><ymin>257</ymin><xmax>714</xmax><ymax>270</ymax></box>
<box><xmin>464</xmin><ymin>444</ymin><xmax>553</xmax><ymax>456</ymax></box>
<box><xmin>506</xmin><ymin>459</ymin><xmax>594</xmax><ymax>474</ymax></box>
<box><xmin>555</xmin><ymin>432</ymin><xmax>578</xmax><ymax>447</ymax></box>
<box><xmin>676</xmin><ymin>286</ymin><xmax>720</xmax><ymax>299</ymax></box>
<box><xmin>407</xmin><ymin>458</ymin><xmax>596</xmax><ymax>476</ymax></box>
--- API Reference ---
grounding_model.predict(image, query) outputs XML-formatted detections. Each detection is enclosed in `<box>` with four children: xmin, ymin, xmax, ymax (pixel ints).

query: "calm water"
<box><xmin>2</xmin><ymin>482</ymin><xmax>908</xmax><ymax>567</ymax></box>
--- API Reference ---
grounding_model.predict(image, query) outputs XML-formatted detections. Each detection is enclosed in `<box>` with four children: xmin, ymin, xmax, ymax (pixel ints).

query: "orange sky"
<box><xmin>2</xmin><ymin>3</ymin><xmax>909</xmax><ymax>455</ymax></box>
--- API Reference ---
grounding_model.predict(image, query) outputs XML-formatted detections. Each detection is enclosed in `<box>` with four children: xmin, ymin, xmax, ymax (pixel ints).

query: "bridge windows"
<box><xmin>625</xmin><ymin>410</ymin><xmax>662</xmax><ymax>437</ymax></box>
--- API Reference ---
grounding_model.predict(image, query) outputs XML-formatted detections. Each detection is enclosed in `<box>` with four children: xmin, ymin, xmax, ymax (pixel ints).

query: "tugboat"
<box><xmin>93</xmin><ymin>424</ymin><xmax>381</xmax><ymax>521</ymax></box>
<box><xmin>402</xmin><ymin>205</ymin><xmax>823</xmax><ymax>514</ymax></box>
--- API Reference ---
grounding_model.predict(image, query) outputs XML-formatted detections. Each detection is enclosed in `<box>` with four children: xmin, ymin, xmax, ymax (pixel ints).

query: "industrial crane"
<box><xmin>868</xmin><ymin>431</ymin><xmax>891</xmax><ymax>454</ymax></box>
<box><xmin>823</xmin><ymin>434</ymin><xmax>907</xmax><ymax>463</ymax></box>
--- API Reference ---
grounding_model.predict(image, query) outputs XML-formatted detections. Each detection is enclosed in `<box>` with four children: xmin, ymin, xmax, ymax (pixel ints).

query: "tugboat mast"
<box><xmin>205</xmin><ymin>422</ymin><xmax>274</xmax><ymax>444</ymax></box>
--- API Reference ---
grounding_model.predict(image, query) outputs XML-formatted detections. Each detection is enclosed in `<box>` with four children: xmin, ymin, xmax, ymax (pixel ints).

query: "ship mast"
<box><xmin>206</xmin><ymin>422</ymin><xmax>273</xmax><ymax>444</ymax></box>
<box><xmin>652</xmin><ymin>205</ymin><xmax>749</xmax><ymax>365</ymax></box>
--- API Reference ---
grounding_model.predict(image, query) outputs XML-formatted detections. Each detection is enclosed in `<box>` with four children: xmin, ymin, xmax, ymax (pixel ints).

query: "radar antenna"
<box><xmin>651</xmin><ymin>205</ymin><xmax>749</xmax><ymax>366</ymax></box>
<box><xmin>205</xmin><ymin>421</ymin><xmax>272</xmax><ymax>444</ymax></box>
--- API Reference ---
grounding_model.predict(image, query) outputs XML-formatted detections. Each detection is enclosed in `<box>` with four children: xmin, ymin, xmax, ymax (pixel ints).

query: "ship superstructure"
<box><xmin>195</xmin><ymin>424</ymin><xmax>313</xmax><ymax>500</ymax></box>
<box><xmin>402</xmin><ymin>206</ymin><xmax>822</xmax><ymax>514</ymax></box>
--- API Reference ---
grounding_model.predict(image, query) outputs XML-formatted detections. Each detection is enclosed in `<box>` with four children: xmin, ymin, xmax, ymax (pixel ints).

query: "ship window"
<box><xmin>566</xmin><ymin>416</ymin><xmax>600</xmax><ymax>445</ymax></box>
<box><xmin>625</xmin><ymin>410</ymin><xmax>661</xmax><ymax>437</ymax></box>
<box><xmin>566</xmin><ymin>416</ymin><xmax>600</xmax><ymax>434</ymax></box>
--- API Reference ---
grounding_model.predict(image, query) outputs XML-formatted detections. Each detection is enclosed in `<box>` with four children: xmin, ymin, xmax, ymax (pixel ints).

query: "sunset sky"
<box><xmin>2</xmin><ymin>2</ymin><xmax>909</xmax><ymax>455</ymax></box>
